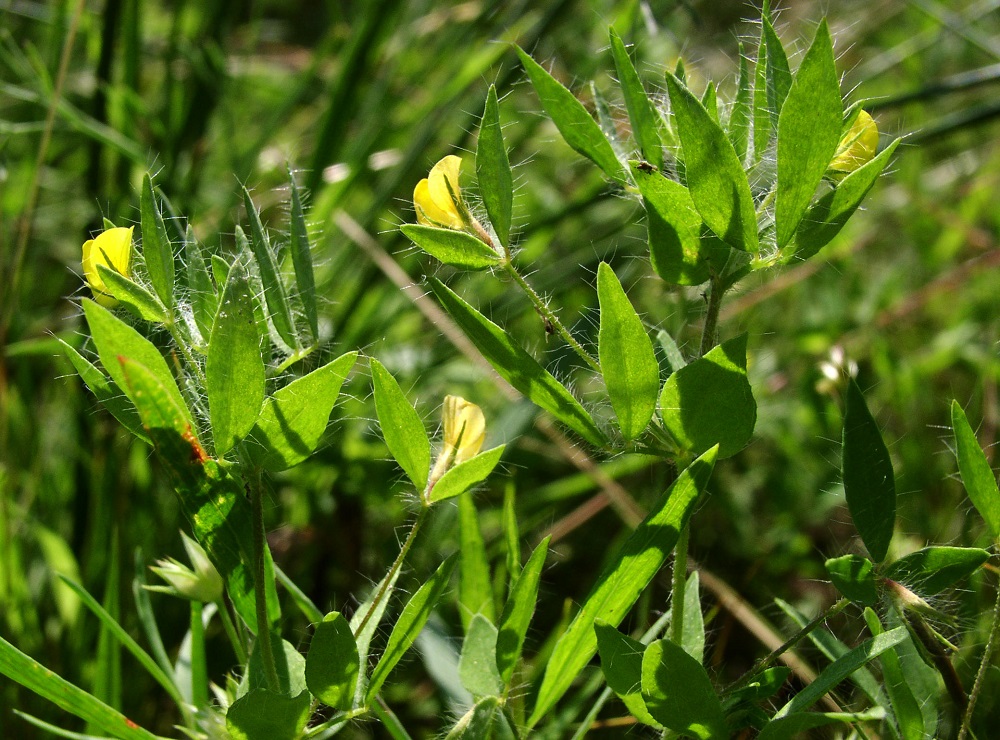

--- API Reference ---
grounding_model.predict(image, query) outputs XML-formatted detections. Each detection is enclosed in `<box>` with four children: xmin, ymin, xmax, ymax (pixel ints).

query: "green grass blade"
<box><xmin>496</xmin><ymin>536</ymin><xmax>549</xmax><ymax>685</ymax></box>
<box><xmin>458</xmin><ymin>492</ymin><xmax>496</xmax><ymax>633</ymax></box>
<box><xmin>132</xmin><ymin>550</ymin><xmax>175</xmax><ymax>681</ymax></box>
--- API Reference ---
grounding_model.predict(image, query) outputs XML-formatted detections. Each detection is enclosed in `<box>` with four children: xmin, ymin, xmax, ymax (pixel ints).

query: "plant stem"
<box><xmin>699</xmin><ymin>275</ymin><xmax>726</xmax><ymax>359</ymax></box>
<box><xmin>216</xmin><ymin>597</ymin><xmax>248</xmax><ymax>664</ymax></box>
<box><xmin>353</xmin><ymin>505</ymin><xmax>430</xmax><ymax>640</ymax></box>
<box><xmin>189</xmin><ymin>601</ymin><xmax>207</xmax><ymax>711</ymax></box>
<box><xmin>250</xmin><ymin>469</ymin><xmax>279</xmax><ymax>692</ymax></box>
<box><xmin>959</xmin><ymin>581</ymin><xmax>1000</xmax><ymax>739</ymax></box>
<box><xmin>670</xmin><ymin>525</ymin><xmax>690</xmax><ymax>645</ymax></box>
<box><xmin>502</xmin><ymin>261</ymin><xmax>601</xmax><ymax>374</ymax></box>
<box><xmin>726</xmin><ymin>597</ymin><xmax>850</xmax><ymax>695</ymax></box>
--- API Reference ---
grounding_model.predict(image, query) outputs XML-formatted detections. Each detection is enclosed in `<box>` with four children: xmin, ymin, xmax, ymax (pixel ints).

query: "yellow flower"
<box><xmin>827</xmin><ymin>110</ymin><xmax>879</xmax><ymax>180</ymax></box>
<box><xmin>413</xmin><ymin>155</ymin><xmax>467</xmax><ymax>230</ymax></box>
<box><xmin>82</xmin><ymin>226</ymin><xmax>134</xmax><ymax>307</ymax></box>
<box><xmin>428</xmin><ymin>395</ymin><xmax>486</xmax><ymax>486</ymax></box>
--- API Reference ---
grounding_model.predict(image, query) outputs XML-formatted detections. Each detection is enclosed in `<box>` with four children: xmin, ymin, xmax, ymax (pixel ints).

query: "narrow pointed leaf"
<box><xmin>790</xmin><ymin>139</ymin><xmax>900</xmax><ymax>261</ymax></box>
<box><xmin>609</xmin><ymin>29</ymin><xmax>663</xmax><ymax>169</ymax></box>
<box><xmin>659</xmin><ymin>334</ymin><xmax>756</xmax><ymax>458</ymax></box>
<box><xmin>140</xmin><ymin>173</ymin><xmax>174</xmax><ymax>308</ymax></box>
<box><xmin>428</xmin><ymin>279</ymin><xmax>605</xmax><ymax>447</ymax></box>
<box><xmin>401</xmin><ymin>224</ymin><xmax>502</xmax><ymax>270</ymax></box>
<box><xmin>681</xmin><ymin>571</ymin><xmax>705</xmax><ymax>663</ymax></box>
<box><xmin>641</xmin><ymin>637</ymin><xmax>726</xmax><ymax>739</ymax></box>
<box><xmin>842</xmin><ymin>379</ymin><xmax>896</xmax><ymax>562</ymax></box>
<box><xmin>207</xmin><ymin>267</ymin><xmax>265</xmax><ymax>456</ymax></box>
<box><xmin>762</xmin><ymin>18</ymin><xmax>792</xmax><ymax>129</ymax></box>
<box><xmin>496</xmin><ymin>536</ymin><xmax>548</xmax><ymax>684</ymax></box>
<box><xmin>287</xmin><ymin>168</ymin><xmax>319</xmax><ymax>343</ymax></box>
<box><xmin>97</xmin><ymin>266</ymin><xmax>166</xmax><ymax>324</ymax></box>
<box><xmin>81</xmin><ymin>299</ymin><xmax>192</xmax><ymax>427</ymax></box>
<box><xmin>728</xmin><ymin>46</ymin><xmax>751</xmax><ymax>162</ymax></box>
<box><xmin>60</xmin><ymin>340</ymin><xmax>149</xmax><ymax>443</ymax></box>
<box><xmin>759</xmin><ymin>710</ymin><xmax>887</xmax><ymax>740</ymax></box>
<box><xmin>458</xmin><ymin>492</ymin><xmax>495</xmax><ymax>632</ymax></box>
<box><xmin>242</xmin><ymin>187</ymin><xmax>297</xmax><ymax>349</ymax></box>
<box><xmin>249</xmin><ymin>351</ymin><xmax>357</xmax><ymax>471</ymax></box>
<box><xmin>528</xmin><ymin>447</ymin><xmax>718</xmax><ymax>725</ymax></box>
<box><xmin>595</xmin><ymin>622</ymin><xmax>661</xmax><ymax>728</ymax></box>
<box><xmin>772</xmin><ymin>627</ymin><xmax>907</xmax><ymax>719</ymax></box>
<box><xmin>952</xmin><ymin>400</ymin><xmax>1000</xmax><ymax>539</ymax></box>
<box><xmin>306</xmin><ymin>612</ymin><xmax>360</xmax><ymax>711</ymax></box>
<box><xmin>370</xmin><ymin>358</ymin><xmax>431</xmax><ymax>491</ymax></box>
<box><xmin>0</xmin><ymin>635</ymin><xmax>158</xmax><ymax>740</ymax></box>
<box><xmin>885</xmin><ymin>546</ymin><xmax>990</xmax><ymax>595</ymax></box>
<box><xmin>459</xmin><ymin>614</ymin><xmax>504</xmax><ymax>698</ymax></box>
<box><xmin>430</xmin><ymin>446</ymin><xmax>505</xmax><ymax>503</ymax></box>
<box><xmin>366</xmin><ymin>555</ymin><xmax>457</xmax><ymax>702</ymax></box>
<box><xmin>775</xmin><ymin>21</ymin><xmax>843</xmax><ymax>248</ymax></box>
<box><xmin>184</xmin><ymin>229</ymin><xmax>217</xmax><ymax>344</ymax></box>
<box><xmin>516</xmin><ymin>47</ymin><xmax>626</xmax><ymax>185</ymax></box>
<box><xmin>665</xmin><ymin>73</ymin><xmax>758</xmax><ymax>252</ymax></box>
<box><xmin>477</xmin><ymin>85</ymin><xmax>513</xmax><ymax>247</ymax></box>
<box><xmin>753</xmin><ymin>32</ymin><xmax>770</xmax><ymax>161</ymax></box>
<box><xmin>597</xmin><ymin>262</ymin><xmax>659</xmax><ymax>440</ymax></box>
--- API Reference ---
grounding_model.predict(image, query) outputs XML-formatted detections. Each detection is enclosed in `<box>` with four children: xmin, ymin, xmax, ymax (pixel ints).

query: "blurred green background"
<box><xmin>1</xmin><ymin>0</ymin><xmax>998</xmax><ymax>736</ymax></box>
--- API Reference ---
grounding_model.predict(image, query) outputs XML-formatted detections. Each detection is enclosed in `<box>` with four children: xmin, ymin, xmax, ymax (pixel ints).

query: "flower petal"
<box><xmin>427</xmin><ymin>155</ymin><xmax>465</xmax><ymax>227</ymax></box>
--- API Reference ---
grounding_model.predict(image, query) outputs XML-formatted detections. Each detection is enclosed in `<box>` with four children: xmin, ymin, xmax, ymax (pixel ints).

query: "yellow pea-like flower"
<box><xmin>828</xmin><ymin>110</ymin><xmax>879</xmax><ymax>181</ymax></box>
<box><xmin>429</xmin><ymin>394</ymin><xmax>486</xmax><ymax>487</ymax></box>
<box><xmin>413</xmin><ymin>155</ymin><xmax>466</xmax><ymax>230</ymax></box>
<box><xmin>82</xmin><ymin>226</ymin><xmax>134</xmax><ymax>307</ymax></box>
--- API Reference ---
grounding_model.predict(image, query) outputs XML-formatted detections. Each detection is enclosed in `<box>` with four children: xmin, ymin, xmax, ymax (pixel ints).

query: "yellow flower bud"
<box><xmin>413</xmin><ymin>155</ymin><xmax>466</xmax><ymax>230</ymax></box>
<box><xmin>82</xmin><ymin>226</ymin><xmax>134</xmax><ymax>307</ymax></box>
<box><xmin>827</xmin><ymin>110</ymin><xmax>879</xmax><ymax>181</ymax></box>
<box><xmin>428</xmin><ymin>395</ymin><xmax>486</xmax><ymax>487</ymax></box>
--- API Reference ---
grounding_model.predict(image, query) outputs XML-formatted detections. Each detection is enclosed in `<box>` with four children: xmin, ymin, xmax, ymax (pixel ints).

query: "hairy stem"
<box><xmin>959</xmin><ymin>581</ymin><xmax>1000</xmax><ymax>739</ymax></box>
<box><xmin>353</xmin><ymin>505</ymin><xmax>430</xmax><ymax>640</ymax></box>
<box><xmin>502</xmin><ymin>261</ymin><xmax>601</xmax><ymax>373</ymax></box>
<box><xmin>250</xmin><ymin>470</ymin><xmax>279</xmax><ymax>691</ymax></box>
<box><xmin>670</xmin><ymin>525</ymin><xmax>691</xmax><ymax>645</ymax></box>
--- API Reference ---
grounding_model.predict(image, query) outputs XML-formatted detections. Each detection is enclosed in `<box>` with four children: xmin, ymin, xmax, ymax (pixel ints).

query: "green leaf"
<box><xmin>595</xmin><ymin>622</ymin><xmax>662</xmax><ymax>728</ymax></box>
<box><xmin>0</xmin><ymin>634</ymin><xmax>159</xmax><ymax>740</ymax></box>
<box><xmin>502</xmin><ymin>484</ymin><xmax>521</xmax><ymax>581</ymax></box>
<box><xmin>659</xmin><ymin>334</ymin><xmax>756</xmax><ymax>459</ymax></box>
<box><xmin>60</xmin><ymin>340</ymin><xmax>149</xmax><ymax>444</ymax></box>
<box><xmin>81</xmin><ymin>299</ymin><xmax>192</xmax><ymax>427</ymax></box>
<box><xmin>140</xmin><ymin>173</ymin><xmax>174</xmax><ymax>308</ymax></box>
<box><xmin>350</xmin><ymin>567</ymin><xmax>401</xmax><ymax>708</ymax></box>
<box><xmin>665</xmin><ymin>73</ymin><xmax>758</xmax><ymax>252</ymax></box>
<box><xmin>864</xmin><ymin>608</ymin><xmax>924</xmax><ymax>740</ymax></box>
<box><xmin>515</xmin><ymin>46</ymin><xmax>626</xmax><ymax>185</ymax></box>
<box><xmin>842</xmin><ymin>379</ymin><xmax>896</xmax><ymax>563</ymax></box>
<box><xmin>428</xmin><ymin>279</ymin><xmax>605</xmax><ymax>447</ymax></box>
<box><xmin>528</xmin><ymin>447</ymin><xmax>717</xmax><ymax>725</ymax></box>
<box><xmin>370</xmin><ymin>358</ymin><xmax>431</xmax><ymax>491</ymax></box>
<box><xmin>476</xmin><ymin>85</ymin><xmax>513</xmax><ymax>248</ymax></box>
<box><xmin>609</xmin><ymin>29</ymin><xmax>663</xmax><ymax>170</ymax></box>
<box><xmin>211</xmin><ymin>253</ymin><xmax>231</xmax><ymax>288</ymax></box>
<box><xmin>496</xmin><ymin>536</ymin><xmax>548</xmax><ymax>684</ymax></box>
<box><xmin>458</xmin><ymin>492</ymin><xmax>495</xmax><ymax>632</ymax></box>
<box><xmin>641</xmin><ymin>637</ymin><xmax>726</xmax><ymax>739</ymax></box>
<box><xmin>445</xmin><ymin>697</ymin><xmax>500</xmax><ymax>740</ymax></box>
<box><xmin>772</xmin><ymin>627</ymin><xmax>907</xmax><ymax>719</ymax></box>
<box><xmin>366</xmin><ymin>555</ymin><xmax>457</xmax><ymax>702</ymax></box>
<box><xmin>680</xmin><ymin>571</ymin><xmax>705</xmax><ymax>663</ymax></box>
<box><xmin>226</xmin><ymin>689</ymin><xmax>311</xmax><ymax>740</ymax></box>
<box><xmin>207</xmin><ymin>267</ymin><xmax>265</xmax><ymax>456</ymax></box>
<box><xmin>459</xmin><ymin>614</ymin><xmax>504</xmax><ymax>698</ymax></box>
<box><xmin>825</xmin><ymin>554</ymin><xmax>878</xmax><ymax>606</ymax></box>
<box><xmin>790</xmin><ymin>139</ymin><xmax>900</xmax><ymax>261</ymax></box>
<box><xmin>631</xmin><ymin>166</ymin><xmax>710</xmax><ymax>286</ymax></box>
<box><xmin>597</xmin><ymin>262</ymin><xmax>659</xmax><ymax>441</ymax></box>
<box><xmin>728</xmin><ymin>46</ymin><xmax>751</xmax><ymax>163</ymax></box>
<box><xmin>752</xmin><ymin>31</ymin><xmax>770</xmax><ymax>162</ymax></box>
<box><xmin>184</xmin><ymin>228</ymin><xmax>217</xmax><ymax>346</ymax></box>
<box><xmin>242</xmin><ymin>186</ymin><xmax>297</xmax><ymax>350</ymax></box>
<box><xmin>239</xmin><ymin>637</ymin><xmax>307</xmax><ymax>698</ymax></box>
<box><xmin>401</xmin><ymin>224</ymin><xmax>502</xmax><ymax>271</ymax></box>
<box><xmin>248</xmin><ymin>351</ymin><xmax>357</xmax><ymax>471</ymax></box>
<box><xmin>287</xmin><ymin>167</ymin><xmax>319</xmax><ymax>343</ymax></box>
<box><xmin>306</xmin><ymin>612</ymin><xmax>360</xmax><ymax>711</ymax></box>
<box><xmin>952</xmin><ymin>400</ymin><xmax>1000</xmax><ymax>539</ymax></box>
<box><xmin>774</xmin><ymin>21</ymin><xmax>842</xmax><ymax>249</ymax></box>
<box><xmin>727</xmin><ymin>667</ymin><xmax>790</xmax><ymax>704</ymax></box>
<box><xmin>885</xmin><ymin>546</ymin><xmax>990</xmax><ymax>595</ymax></box>
<box><xmin>428</xmin><ymin>445</ymin><xmax>506</xmax><ymax>503</ymax></box>
<box><xmin>758</xmin><ymin>710</ymin><xmax>887</xmax><ymax>740</ymax></box>
<box><xmin>96</xmin><ymin>265</ymin><xmax>166</xmax><ymax>324</ymax></box>
<box><xmin>118</xmin><ymin>357</ymin><xmax>280</xmax><ymax>632</ymax></box>
<box><xmin>762</xmin><ymin>18</ymin><xmax>792</xmax><ymax>131</ymax></box>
